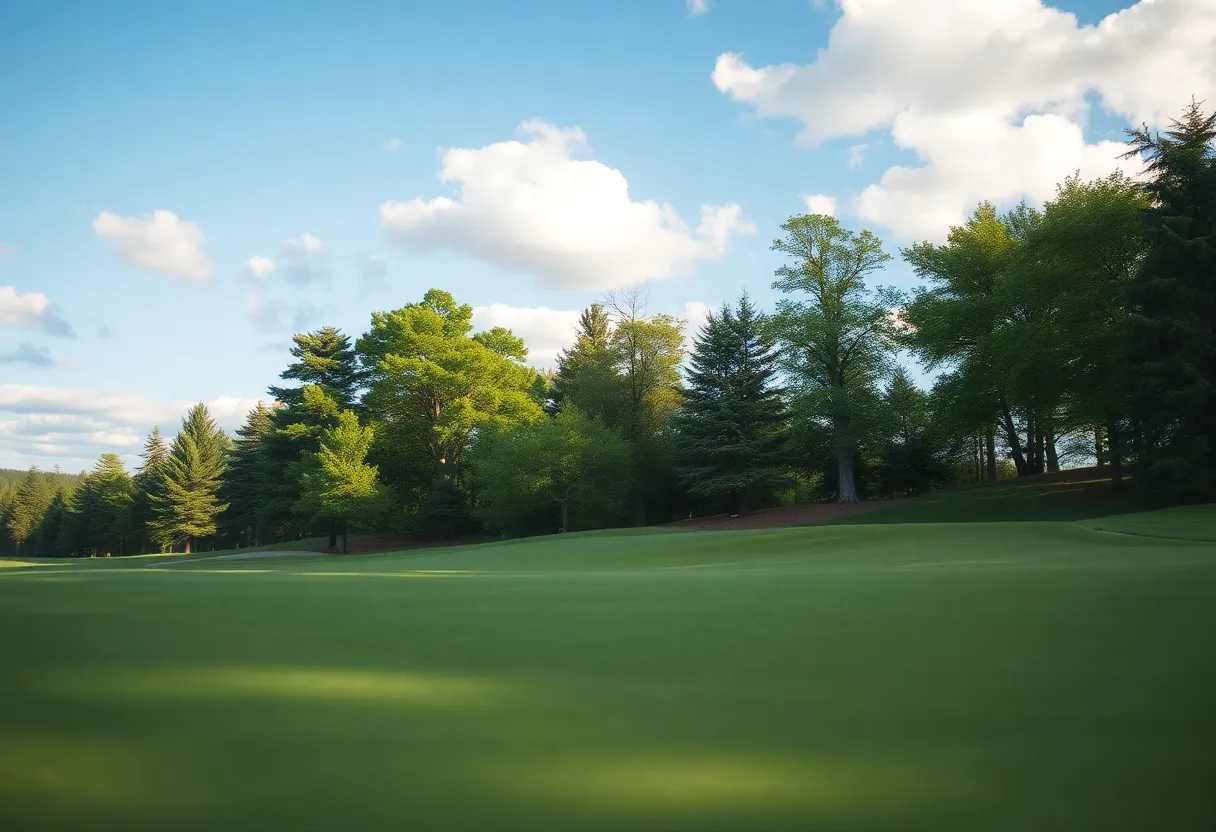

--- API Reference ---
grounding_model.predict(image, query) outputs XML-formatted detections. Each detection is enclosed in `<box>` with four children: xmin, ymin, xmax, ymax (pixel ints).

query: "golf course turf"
<box><xmin>2</xmin><ymin>509</ymin><xmax>1214</xmax><ymax>830</ymax></box>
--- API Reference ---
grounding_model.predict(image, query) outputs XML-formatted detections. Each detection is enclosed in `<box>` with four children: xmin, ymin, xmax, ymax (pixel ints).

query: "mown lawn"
<box><xmin>1</xmin><ymin>514</ymin><xmax>1213</xmax><ymax>831</ymax></box>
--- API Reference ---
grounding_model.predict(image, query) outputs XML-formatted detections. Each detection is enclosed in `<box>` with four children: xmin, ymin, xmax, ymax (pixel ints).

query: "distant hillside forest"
<box><xmin>2</xmin><ymin>103</ymin><xmax>1213</xmax><ymax>558</ymax></box>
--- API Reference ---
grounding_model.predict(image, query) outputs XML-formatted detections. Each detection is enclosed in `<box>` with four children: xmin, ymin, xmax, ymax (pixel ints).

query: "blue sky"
<box><xmin>0</xmin><ymin>0</ymin><xmax>1210</xmax><ymax>470</ymax></box>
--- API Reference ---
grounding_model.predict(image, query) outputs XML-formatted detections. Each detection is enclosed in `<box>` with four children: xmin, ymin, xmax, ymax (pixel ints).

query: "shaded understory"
<box><xmin>1</xmin><ymin>510</ymin><xmax>1214</xmax><ymax>830</ymax></box>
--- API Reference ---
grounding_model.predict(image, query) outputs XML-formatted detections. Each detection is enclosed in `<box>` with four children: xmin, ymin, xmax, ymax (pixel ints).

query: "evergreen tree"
<box><xmin>876</xmin><ymin>369</ymin><xmax>952</xmax><ymax>497</ymax></box>
<box><xmin>56</xmin><ymin>455</ymin><xmax>136</xmax><ymax>556</ymax></box>
<box><xmin>1121</xmin><ymin>100</ymin><xmax>1216</xmax><ymax>493</ymax></box>
<box><xmin>264</xmin><ymin>328</ymin><xmax>363</xmax><ymax>543</ymax></box>
<box><xmin>674</xmin><ymin>294</ymin><xmax>788</xmax><ymax>514</ymax></box>
<box><xmin>150</xmin><ymin>403</ymin><xmax>229</xmax><ymax>553</ymax></box>
<box><xmin>34</xmin><ymin>487</ymin><xmax>72</xmax><ymax>557</ymax></box>
<box><xmin>552</xmin><ymin>304</ymin><xmax>622</xmax><ymax>422</ymax></box>
<box><xmin>295</xmin><ymin>410</ymin><xmax>382</xmax><ymax>553</ymax></box>
<box><xmin>220</xmin><ymin>402</ymin><xmax>275</xmax><ymax>547</ymax></box>
<box><xmin>7</xmin><ymin>468</ymin><xmax>55</xmax><ymax>556</ymax></box>
<box><xmin>134</xmin><ymin>427</ymin><xmax>171</xmax><ymax>552</ymax></box>
<box><xmin>267</xmin><ymin>326</ymin><xmax>361</xmax><ymax>409</ymax></box>
<box><xmin>769</xmin><ymin>213</ymin><xmax>898</xmax><ymax>502</ymax></box>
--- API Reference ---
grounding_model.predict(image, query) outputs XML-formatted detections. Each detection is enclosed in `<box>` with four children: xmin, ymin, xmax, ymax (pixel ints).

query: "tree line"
<box><xmin>2</xmin><ymin>103</ymin><xmax>1212</xmax><ymax>556</ymax></box>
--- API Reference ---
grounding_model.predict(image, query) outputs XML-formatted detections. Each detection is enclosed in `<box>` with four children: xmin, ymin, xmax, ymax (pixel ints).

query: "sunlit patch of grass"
<box><xmin>0</xmin><ymin>734</ymin><xmax>200</xmax><ymax>821</ymax></box>
<box><xmin>0</xmin><ymin>560</ymin><xmax>64</xmax><ymax>569</ymax></box>
<box><xmin>498</xmin><ymin>752</ymin><xmax>963</xmax><ymax>815</ymax></box>
<box><xmin>30</xmin><ymin>667</ymin><xmax>518</xmax><ymax>709</ymax></box>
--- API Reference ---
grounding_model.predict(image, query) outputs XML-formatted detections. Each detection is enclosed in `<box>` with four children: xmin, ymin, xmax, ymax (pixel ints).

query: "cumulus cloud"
<box><xmin>471</xmin><ymin>304</ymin><xmax>583</xmax><ymax>369</ymax></box>
<box><xmin>0</xmin><ymin>384</ymin><xmax>262</xmax><ymax>470</ymax></box>
<box><xmin>245</xmin><ymin>256</ymin><xmax>276</xmax><ymax>280</ymax></box>
<box><xmin>847</xmin><ymin>144</ymin><xmax>867</xmax><ymax>168</ymax></box>
<box><xmin>712</xmin><ymin>0</ymin><xmax>1216</xmax><ymax>239</ymax></box>
<box><xmin>687</xmin><ymin>0</ymin><xmax>710</xmax><ymax>15</ymax></box>
<box><xmin>380</xmin><ymin>120</ymin><xmax>755</xmax><ymax>290</ymax></box>
<box><xmin>92</xmin><ymin>209</ymin><xmax>213</xmax><ymax>281</ymax></box>
<box><xmin>0</xmin><ymin>342</ymin><xmax>57</xmax><ymax>368</ymax></box>
<box><xmin>802</xmin><ymin>194</ymin><xmax>838</xmax><ymax>216</ymax></box>
<box><xmin>0</xmin><ymin>285</ymin><xmax>75</xmax><ymax>338</ymax></box>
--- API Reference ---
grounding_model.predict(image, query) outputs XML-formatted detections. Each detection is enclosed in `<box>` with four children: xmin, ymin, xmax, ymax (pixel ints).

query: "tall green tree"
<box><xmin>262</xmin><ymin>328</ymin><xmax>363</xmax><ymax>543</ymax></box>
<box><xmin>470</xmin><ymin>408</ymin><xmax>631</xmax><ymax>535</ymax></box>
<box><xmin>149</xmin><ymin>404</ymin><xmax>229</xmax><ymax>553</ymax></box>
<box><xmin>357</xmin><ymin>289</ymin><xmax>544</xmax><ymax>535</ymax></box>
<box><xmin>1121</xmin><ymin>100</ymin><xmax>1216</xmax><ymax>493</ymax></box>
<box><xmin>603</xmin><ymin>288</ymin><xmax>685</xmax><ymax>525</ymax></box>
<box><xmin>769</xmin><ymin>214</ymin><xmax>897</xmax><ymax>503</ymax></box>
<box><xmin>296</xmin><ymin>410</ymin><xmax>382</xmax><ymax>553</ymax></box>
<box><xmin>220</xmin><ymin>402</ymin><xmax>275</xmax><ymax>547</ymax></box>
<box><xmin>7</xmin><ymin>468</ymin><xmax>55</xmax><ymax>556</ymax></box>
<box><xmin>34</xmin><ymin>486</ymin><xmax>73</xmax><ymax>557</ymax></box>
<box><xmin>134</xmin><ymin>427</ymin><xmax>171</xmax><ymax>552</ymax></box>
<box><xmin>57</xmin><ymin>455</ymin><xmax>136</xmax><ymax>556</ymax></box>
<box><xmin>875</xmin><ymin>369</ymin><xmax>953</xmax><ymax>497</ymax></box>
<box><xmin>552</xmin><ymin>304</ymin><xmax>622</xmax><ymax>422</ymax></box>
<box><xmin>674</xmin><ymin>294</ymin><xmax>787</xmax><ymax>514</ymax></box>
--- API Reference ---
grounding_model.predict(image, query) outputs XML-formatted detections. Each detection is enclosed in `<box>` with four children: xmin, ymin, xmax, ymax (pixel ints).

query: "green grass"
<box><xmin>1079</xmin><ymin>503</ymin><xmax>1216</xmax><ymax>542</ymax></box>
<box><xmin>828</xmin><ymin>474</ymin><xmax>1169</xmax><ymax>524</ymax></box>
<box><xmin>1</xmin><ymin>514</ymin><xmax>1214</xmax><ymax>830</ymax></box>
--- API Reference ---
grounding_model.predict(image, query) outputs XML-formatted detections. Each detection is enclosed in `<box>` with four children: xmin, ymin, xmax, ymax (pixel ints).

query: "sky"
<box><xmin>1</xmin><ymin>0</ymin><xmax>1213</xmax><ymax>472</ymax></box>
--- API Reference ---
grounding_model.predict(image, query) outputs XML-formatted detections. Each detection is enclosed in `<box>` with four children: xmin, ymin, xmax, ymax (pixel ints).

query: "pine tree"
<box><xmin>34</xmin><ymin>487</ymin><xmax>73</xmax><ymax>557</ymax></box>
<box><xmin>267</xmin><ymin>326</ymin><xmax>361</xmax><ymax>409</ymax></box>
<box><xmin>7</xmin><ymin>468</ymin><xmax>55</xmax><ymax>556</ymax></box>
<box><xmin>134</xmin><ymin>427</ymin><xmax>170</xmax><ymax>552</ymax></box>
<box><xmin>552</xmin><ymin>304</ymin><xmax>622</xmax><ymax>422</ymax></box>
<box><xmin>674</xmin><ymin>295</ymin><xmax>788</xmax><ymax>514</ymax></box>
<box><xmin>1121</xmin><ymin>100</ymin><xmax>1216</xmax><ymax>492</ymax></box>
<box><xmin>264</xmin><ymin>328</ymin><xmax>362</xmax><ymax>542</ymax></box>
<box><xmin>150</xmin><ymin>403</ymin><xmax>230</xmax><ymax>553</ymax></box>
<box><xmin>295</xmin><ymin>410</ymin><xmax>381</xmax><ymax>553</ymax></box>
<box><xmin>220</xmin><ymin>402</ymin><xmax>275</xmax><ymax>547</ymax></box>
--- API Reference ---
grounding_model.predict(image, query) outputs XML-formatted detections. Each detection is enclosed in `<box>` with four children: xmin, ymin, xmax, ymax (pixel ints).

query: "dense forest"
<box><xmin>3</xmin><ymin>104</ymin><xmax>1213</xmax><ymax>557</ymax></box>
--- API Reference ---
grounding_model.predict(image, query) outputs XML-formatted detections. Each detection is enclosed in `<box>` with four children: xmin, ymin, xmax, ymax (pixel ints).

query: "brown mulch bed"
<box><xmin>665</xmin><ymin>500</ymin><xmax>904</xmax><ymax>531</ymax></box>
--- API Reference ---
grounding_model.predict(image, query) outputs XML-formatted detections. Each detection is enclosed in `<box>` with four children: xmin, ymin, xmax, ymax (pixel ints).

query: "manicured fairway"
<box><xmin>2</xmin><ymin>517</ymin><xmax>1214</xmax><ymax>830</ymax></box>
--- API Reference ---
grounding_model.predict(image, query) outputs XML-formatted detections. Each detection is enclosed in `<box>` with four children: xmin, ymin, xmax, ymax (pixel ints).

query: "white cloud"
<box><xmin>713</xmin><ymin>0</ymin><xmax>1216</xmax><ymax>240</ymax></box>
<box><xmin>0</xmin><ymin>285</ymin><xmax>74</xmax><ymax>337</ymax></box>
<box><xmin>245</xmin><ymin>256</ymin><xmax>275</xmax><ymax>280</ymax></box>
<box><xmin>847</xmin><ymin>143</ymin><xmax>867</xmax><ymax>168</ymax></box>
<box><xmin>285</xmin><ymin>232</ymin><xmax>324</xmax><ymax>252</ymax></box>
<box><xmin>385</xmin><ymin>137</ymin><xmax>405</xmax><ymax>152</ymax></box>
<box><xmin>380</xmin><ymin>120</ymin><xmax>756</xmax><ymax>290</ymax></box>
<box><xmin>92</xmin><ymin>210</ymin><xmax>213</xmax><ymax>281</ymax></box>
<box><xmin>471</xmin><ymin>304</ymin><xmax>582</xmax><ymax>369</ymax></box>
<box><xmin>682</xmin><ymin>301</ymin><xmax>712</xmax><ymax>336</ymax></box>
<box><xmin>687</xmin><ymin>0</ymin><xmax>710</xmax><ymax>15</ymax></box>
<box><xmin>0</xmin><ymin>384</ymin><xmax>262</xmax><ymax>470</ymax></box>
<box><xmin>802</xmin><ymin>194</ymin><xmax>838</xmax><ymax>216</ymax></box>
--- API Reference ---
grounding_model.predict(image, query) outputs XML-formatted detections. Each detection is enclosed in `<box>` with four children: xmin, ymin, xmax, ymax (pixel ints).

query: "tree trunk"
<box><xmin>1094</xmin><ymin>426</ymin><xmax>1107</xmax><ymax>467</ymax></box>
<box><xmin>342</xmin><ymin>521</ymin><xmax>348</xmax><ymax>555</ymax></box>
<box><xmin>560</xmin><ymin>500</ymin><xmax>569</xmax><ymax>534</ymax></box>
<box><xmin>328</xmin><ymin>519</ymin><xmax>338</xmax><ymax>549</ymax></box>
<box><xmin>185</xmin><ymin>536</ymin><xmax>193</xmax><ymax>555</ymax></box>
<box><xmin>837</xmin><ymin>447</ymin><xmax>859</xmax><ymax>503</ymax></box>
<box><xmin>1107</xmin><ymin>421</ymin><xmax>1125</xmax><ymax>489</ymax></box>
<box><xmin>1000</xmin><ymin>401</ymin><xmax>1029</xmax><ymax>476</ymax></box>
<box><xmin>1045</xmin><ymin>424</ymin><xmax>1060</xmax><ymax>473</ymax></box>
<box><xmin>737</xmin><ymin>489</ymin><xmax>749</xmax><ymax>516</ymax></box>
<box><xmin>985</xmin><ymin>428</ymin><xmax>997</xmax><ymax>482</ymax></box>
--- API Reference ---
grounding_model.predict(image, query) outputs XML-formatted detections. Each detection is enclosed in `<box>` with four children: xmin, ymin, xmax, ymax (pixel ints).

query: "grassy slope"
<box><xmin>1079</xmin><ymin>503</ymin><xmax>1216</xmax><ymax>542</ymax></box>
<box><xmin>826</xmin><ymin>473</ymin><xmax>1175</xmax><ymax>524</ymax></box>
<box><xmin>1</xmin><ymin>516</ymin><xmax>1214</xmax><ymax>831</ymax></box>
